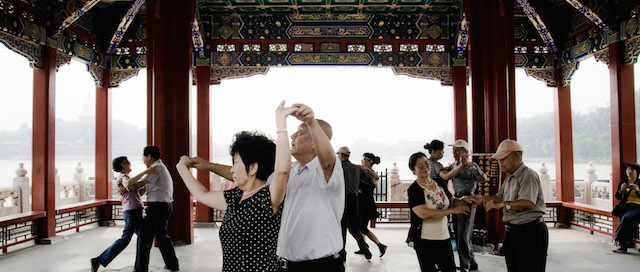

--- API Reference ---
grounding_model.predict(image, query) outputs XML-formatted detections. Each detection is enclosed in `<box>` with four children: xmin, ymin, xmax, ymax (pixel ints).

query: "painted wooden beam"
<box><xmin>192</xmin><ymin>18</ymin><xmax>205</xmax><ymax>58</ymax></box>
<box><xmin>57</xmin><ymin>0</ymin><xmax>101</xmax><ymax>33</ymax></box>
<box><xmin>564</xmin><ymin>0</ymin><xmax>607</xmax><ymax>30</ymax></box>
<box><xmin>106</xmin><ymin>0</ymin><xmax>146</xmax><ymax>55</ymax></box>
<box><xmin>455</xmin><ymin>13</ymin><xmax>469</xmax><ymax>55</ymax></box>
<box><xmin>515</xmin><ymin>0</ymin><xmax>558</xmax><ymax>53</ymax></box>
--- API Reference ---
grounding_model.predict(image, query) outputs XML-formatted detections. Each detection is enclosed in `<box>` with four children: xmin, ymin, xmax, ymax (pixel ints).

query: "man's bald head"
<box><xmin>317</xmin><ymin>119</ymin><xmax>333</xmax><ymax>140</ymax></box>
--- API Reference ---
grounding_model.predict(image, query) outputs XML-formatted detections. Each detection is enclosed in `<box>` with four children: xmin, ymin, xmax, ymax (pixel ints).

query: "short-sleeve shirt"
<box><xmin>443</xmin><ymin>162</ymin><xmax>487</xmax><ymax>197</ymax></box>
<box><xmin>143</xmin><ymin>160</ymin><xmax>174</xmax><ymax>203</ymax></box>
<box><xmin>341</xmin><ymin>160</ymin><xmax>360</xmax><ymax>195</ymax></box>
<box><xmin>497</xmin><ymin>163</ymin><xmax>546</xmax><ymax>225</ymax></box>
<box><xmin>429</xmin><ymin>159</ymin><xmax>451</xmax><ymax>199</ymax></box>
<box><xmin>408</xmin><ymin>181</ymin><xmax>451</xmax><ymax>241</ymax></box>
<box><xmin>419</xmin><ymin>184</ymin><xmax>450</xmax><ymax>240</ymax></box>
<box><xmin>117</xmin><ymin>173</ymin><xmax>144</xmax><ymax>211</ymax></box>
<box><xmin>277</xmin><ymin>157</ymin><xmax>345</xmax><ymax>261</ymax></box>
<box><xmin>219</xmin><ymin>185</ymin><xmax>282</xmax><ymax>272</ymax></box>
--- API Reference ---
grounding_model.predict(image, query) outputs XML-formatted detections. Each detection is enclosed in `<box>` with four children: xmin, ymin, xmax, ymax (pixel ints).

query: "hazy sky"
<box><xmin>0</xmin><ymin>44</ymin><xmax>628</xmax><ymax>178</ymax></box>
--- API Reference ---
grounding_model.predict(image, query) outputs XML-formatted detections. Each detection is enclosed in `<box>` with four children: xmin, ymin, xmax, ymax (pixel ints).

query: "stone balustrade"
<box><xmin>0</xmin><ymin>163</ymin><xmax>29</xmax><ymax>216</ymax></box>
<box><xmin>538</xmin><ymin>161</ymin><xmax>611</xmax><ymax>210</ymax></box>
<box><xmin>57</xmin><ymin>162</ymin><xmax>95</xmax><ymax>207</ymax></box>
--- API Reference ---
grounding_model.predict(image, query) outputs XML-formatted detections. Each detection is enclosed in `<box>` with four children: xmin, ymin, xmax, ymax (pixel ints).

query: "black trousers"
<box><xmin>281</xmin><ymin>255</ymin><xmax>345</xmax><ymax>272</ymax></box>
<box><xmin>414</xmin><ymin>238</ymin><xmax>456</xmax><ymax>272</ymax></box>
<box><xmin>341</xmin><ymin>194</ymin><xmax>368</xmax><ymax>255</ymax></box>
<box><xmin>134</xmin><ymin>202</ymin><xmax>179</xmax><ymax>272</ymax></box>
<box><xmin>503</xmin><ymin>219</ymin><xmax>548</xmax><ymax>272</ymax></box>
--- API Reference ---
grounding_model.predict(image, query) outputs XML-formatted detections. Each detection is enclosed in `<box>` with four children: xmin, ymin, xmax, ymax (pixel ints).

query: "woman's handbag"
<box><xmin>612</xmin><ymin>188</ymin><xmax>631</xmax><ymax>217</ymax></box>
<box><xmin>612</xmin><ymin>199</ymin><xmax>627</xmax><ymax>217</ymax></box>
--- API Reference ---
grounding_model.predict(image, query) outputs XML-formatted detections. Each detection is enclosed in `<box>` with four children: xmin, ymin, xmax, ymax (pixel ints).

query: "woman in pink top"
<box><xmin>90</xmin><ymin>156</ymin><xmax>154</xmax><ymax>272</ymax></box>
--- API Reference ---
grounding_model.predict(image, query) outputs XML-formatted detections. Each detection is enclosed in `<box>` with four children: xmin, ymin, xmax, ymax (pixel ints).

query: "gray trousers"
<box><xmin>453</xmin><ymin>207</ymin><xmax>476</xmax><ymax>270</ymax></box>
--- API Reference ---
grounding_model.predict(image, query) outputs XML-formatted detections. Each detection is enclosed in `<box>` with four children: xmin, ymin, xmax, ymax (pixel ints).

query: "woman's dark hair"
<box><xmin>229</xmin><ymin>131</ymin><xmax>276</xmax><ymax>181</ymax></box>
<box><xmin>409</xmin><ymin>152</ymin><xmax>427</xmax><ymax>171</ymax></box>
<box><xmin>424</xmin><ymin>139</ymin><xmax>444</xmax><ymax>154</ymax></box>
<box><xmin>143</xmin><ymin>146</ymin><xmax>161</xmax><ymax>160</ymax></box>
<box><xmin>112</xmin><ymin>156</ymin><xmax>128</xmax><ymax>173</ymax></box>
<box><xmin>363</xmin><ymin>152</ymin><xmax>381</xmax><ymax>165</ymax></box>
<box><xmin>624</xmin><ymin>163</ymin><xmax>640</xmax><ymax>181</ymax></box>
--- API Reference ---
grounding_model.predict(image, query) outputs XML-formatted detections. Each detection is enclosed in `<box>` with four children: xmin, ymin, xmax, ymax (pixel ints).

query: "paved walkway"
<box><xmin>0</xmin><ymin>223</ymin><xmax>639</xmax><ymax>271</ymax></box>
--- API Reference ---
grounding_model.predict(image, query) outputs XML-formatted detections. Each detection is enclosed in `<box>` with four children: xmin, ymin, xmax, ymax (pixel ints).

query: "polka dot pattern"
<box><xmin>219</xmin><ymin>185</ymin><xmax>283</xmax><ymax>272</ymax></box>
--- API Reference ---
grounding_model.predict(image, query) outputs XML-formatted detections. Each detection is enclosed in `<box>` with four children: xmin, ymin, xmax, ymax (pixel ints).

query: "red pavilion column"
<box><xmin>96</xmin><ymin>69</ymin><xmax>113</xmax><ymax>224</ymax></box>
<box><xmin>195</xmin><ymin>65</ymin><xmax>213</xmax><ymax>223</ymax></box>
<box><xmin>32</xmin><ymin>46</ymin><xmax>57</xmax><ymax>241</ymax></box>
<box><xmin>465</xmin><ymin>0</ymin><xmax>514</xmax><ymax>242</ymax></box>
<box><xmin>553</xmin><ymin>67</ymin><xmax>575</xmax><ymax>226</ymax></box>
<box><xmin>608</xmin><ymin>42</ymin><xmax>637</xmax><ymax>231</ymax></box>
<box><xmin>452</xmin><ymin>66</ymin><xmax>468</xmax><ymax>141</ymax></box>
<box><xmin>147</xmin><ymin>0</ymin><xmax>195</xmax><ymax>243</ymax></box>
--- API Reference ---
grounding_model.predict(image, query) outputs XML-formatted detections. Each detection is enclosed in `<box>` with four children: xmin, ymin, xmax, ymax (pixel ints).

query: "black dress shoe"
<box><xmin>377</xmin><ymin>243</ymin><xmax>387</xmax><ymax>257</ymax></box>
<box><xmin>470</xmin><ymin>262</ymin><xmax>478</xmax><ymax>271</ymax></box>
<box><xmin>164</xmin><ymin>266</ymin><xmax>180</xmax><ymax>271</ymax></box>
<box><xmin>354</xmin><ymin>250</ymin><xmax>365</xmax><ymax>255</ymax></box>
<box><xmin>90</xmin><ymin>257</ymin><xmax>100</xmax><ymax>272</ymax></box>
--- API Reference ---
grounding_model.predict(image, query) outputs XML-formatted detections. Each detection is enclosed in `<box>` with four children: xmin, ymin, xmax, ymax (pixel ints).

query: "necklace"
<box><xmin>242</xmin><ymin>184</ymin><xmax>266</xmax><ymax>199</ymax></box>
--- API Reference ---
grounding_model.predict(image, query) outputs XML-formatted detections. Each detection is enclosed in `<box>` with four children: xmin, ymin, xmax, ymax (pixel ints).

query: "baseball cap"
<box><xmin>448</xmin><ymin>139</ymin><xmax>470</xmax><ymax>151</ymax></box>
<box><xmin>490</xmin><ymin>139</ymin><xmax>523</xmax><ymax>160</ymax></box>
<box><xmin>337</xmin><ymin>146</ymin><xmax>351</xmax><ymax>155</ymax></box>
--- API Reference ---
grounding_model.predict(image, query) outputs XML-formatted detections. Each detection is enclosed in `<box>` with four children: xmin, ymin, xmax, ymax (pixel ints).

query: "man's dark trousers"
<box><xmin>134</xmin><ymin>202</ymin><xmax>179</xmax><ymax>272</ymax></box>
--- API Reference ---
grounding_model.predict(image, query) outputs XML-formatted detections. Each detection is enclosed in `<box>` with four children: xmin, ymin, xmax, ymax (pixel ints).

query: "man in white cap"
<box><xmin>482</xmin><ymin>139</ymin><xmax>548</xmax><ymax>272</ymax></box>
<box><xmin>439</xmin><ymin>139</ymin><xmax>486</xmax><ymax>272</ymax></box>
<box><xmin>336</xmin><ymin>146</ymin><xmax>372</xmax><ymax>260</ymax></box>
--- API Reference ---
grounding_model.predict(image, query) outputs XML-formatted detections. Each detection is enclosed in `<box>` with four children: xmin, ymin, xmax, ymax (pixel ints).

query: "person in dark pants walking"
<box><xmin>337</xmin><ymin>146</ymin><xmax>372</xmax><ymax>260</ymax></box>
<box><xmin>90</xmin><ymin>156</ymin><xmax>153</xmax><ymax>272</ymax></box>
<box><xmin>127</xmin><ymin>146</ymin><xmax>180</xmax><ymax>272</ymax></box>
<box><xmin>482</xmin><ymin>139</ymin><xmax>548</xmax><ymax>272</ymax></box>
<box><xmin>439</xmin><ymin>139</ymin><xmax>486</xmax><ymax>272</ymax></box>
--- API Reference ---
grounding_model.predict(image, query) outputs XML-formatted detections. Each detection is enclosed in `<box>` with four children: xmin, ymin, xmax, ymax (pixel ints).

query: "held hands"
<box><xmin>188</xmin><ymin>157</ymin><xmax>210</xmax><ymax>170</ymax></box>
<box><xmin>275</xmin><ymin>100</ymin><xmax>298</xmax><ymax>130</ymax></box>
<box><xmin>458</xmin><ymin>152</ymin><xmax>473</xmax><ymax>167</ymax></box>
<box><xmin>291</xmin><ymin>103</ymin><xmax>315</xmax><ymax>125</ymax></box>
<box><xmin>485</xmin><ymin>200</ymin><xmax>506</xmax><ymax>211</ymax></box>
<box><xmin>461</xmin><ymin>195</ymin><xmax>482</xmax><ymax>209</ymax></box>
<box><xmin>178</xmin><ymin>155</ymin><xmax>192</xmax><ymax>167</ymax></box>
<box><xmin>451</xmin><ymin>204</ymin><xmax>470</xmax><ymax>215</ymax></box>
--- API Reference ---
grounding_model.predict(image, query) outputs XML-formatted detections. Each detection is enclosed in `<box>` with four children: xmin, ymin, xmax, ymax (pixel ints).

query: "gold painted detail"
<box><xmin>288</xmin><ymin>26</ymin><xmax>372</xmax><ymax>38</ymax></box>
<box><xmin>287</xmin><ymin>53</ymin><xmax>372</xmax><ymax>65</ymax></box>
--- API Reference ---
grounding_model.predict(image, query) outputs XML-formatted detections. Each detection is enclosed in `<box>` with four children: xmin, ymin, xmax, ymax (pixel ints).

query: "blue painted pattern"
<box><xmin>192</xmin><ymin>19</ymin><xmax>206</xmax><ymax>58</ymax></box>
<box><xmin>564</xmin><ymin>0</ymin><xmax>607</xmax><ymax>30</ymax></box>
<box><xmin>515</xmin><ymin>0</ymin><xmax>558</xmax><ymax>54</ymax></box>
<box><xmin>455</xmin><ymin>14</ymin><xmax>468</xmax><ymax>54</ymax></box>
<box><xmin>57</xmin><ymin>0</ymin><xmax>101</xmax><ymax>32</ymax></box>
<box><xmin>106</xmin><ymin>0</ymin><xmax>145</xmax><ymax>55</ymax></box>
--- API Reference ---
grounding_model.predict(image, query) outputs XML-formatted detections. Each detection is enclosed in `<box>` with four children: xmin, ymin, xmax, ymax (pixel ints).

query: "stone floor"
<box><xmin>0</xmin><ymin>223</ymin><xmax>639</xmax><ymax>272</ymax></box>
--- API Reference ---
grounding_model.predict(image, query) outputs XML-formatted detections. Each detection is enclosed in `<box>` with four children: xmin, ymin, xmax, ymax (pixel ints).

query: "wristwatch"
<box><xmin>505</xmin><ymin>201</ymin><xmax>512</xmax><ymax>211</ymax></box>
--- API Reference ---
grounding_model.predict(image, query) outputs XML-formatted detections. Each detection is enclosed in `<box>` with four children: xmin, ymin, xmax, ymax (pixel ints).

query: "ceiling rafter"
<box><xmin>192</xmin><ymin>18</ymin><xmax>206</xmax><ymax>58</ymax></box>
<box><xmin>57</xmin><ymin>0</ymin><xmax>101</xmax><ymax>33</ymax></box>
<box><xmin>455</xmin><ymin>13</ymin><xmax>468</xmax><ymax>55</ymax></box>
<box><xmin>515</xmin><ymin>0</ymin><xmax>558</xmax><ymax>53</ymax></box>
<box><xmin>563</xmin><ymin>0</ymin><xmax>607</xmax><ymax>30</ymax></box>
<box><xmin>106</xmin><ymin>0</ymin><xmax>146</xmax><ymax>55</ymax></box>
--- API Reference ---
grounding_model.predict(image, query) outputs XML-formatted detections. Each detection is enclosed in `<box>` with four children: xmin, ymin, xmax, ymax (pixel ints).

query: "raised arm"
<box><xmin>292</xmin><ymin>103</ymin><xmax>336</xmax><ymax>182</ymax></box>
<box><xmin>269</xmin><ymin>101</ymin><xmax>296</xmax><ymax>213</ymax></box>
<box><xmin>125</xmin><ymin>167</ymin><xmax>156</xmax><ymax>190</ymax></box>
<box><xmin>176</xmin><ymin>156</ymin><xmax>228</xmax><ymax>211</ymax></box>
<box><xmin>439</xmin><ymin>163</ymin><xmax>463</xmax><ymax>181</ymax></box>
<box><xmin>190</xmin><ymin>157</ymin><xmax>233</xmax><ymax>181</ymax></box>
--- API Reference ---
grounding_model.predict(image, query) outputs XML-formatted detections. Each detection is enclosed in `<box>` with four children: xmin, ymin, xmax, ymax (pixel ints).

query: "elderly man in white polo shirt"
<box><xmin>276</xmin><ymin>103</ymin><xmax>345</xmax><ymax>271</ymax></box>
<box><xmin>188</xmin><ymin>103</ymin><xmax>345</xmax><ymax>271</ymax></box>
<box><xmin>126</xmin><ymin>146</ymin><xmax>179</xmax><ymax>272</ymax></box>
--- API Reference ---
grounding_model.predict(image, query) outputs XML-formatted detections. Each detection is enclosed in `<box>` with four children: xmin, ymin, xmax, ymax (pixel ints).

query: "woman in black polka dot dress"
<box><xmin>176</xmin><ymin>101</ymin><xmax>296</xmax><ymax>271</ymax></box>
